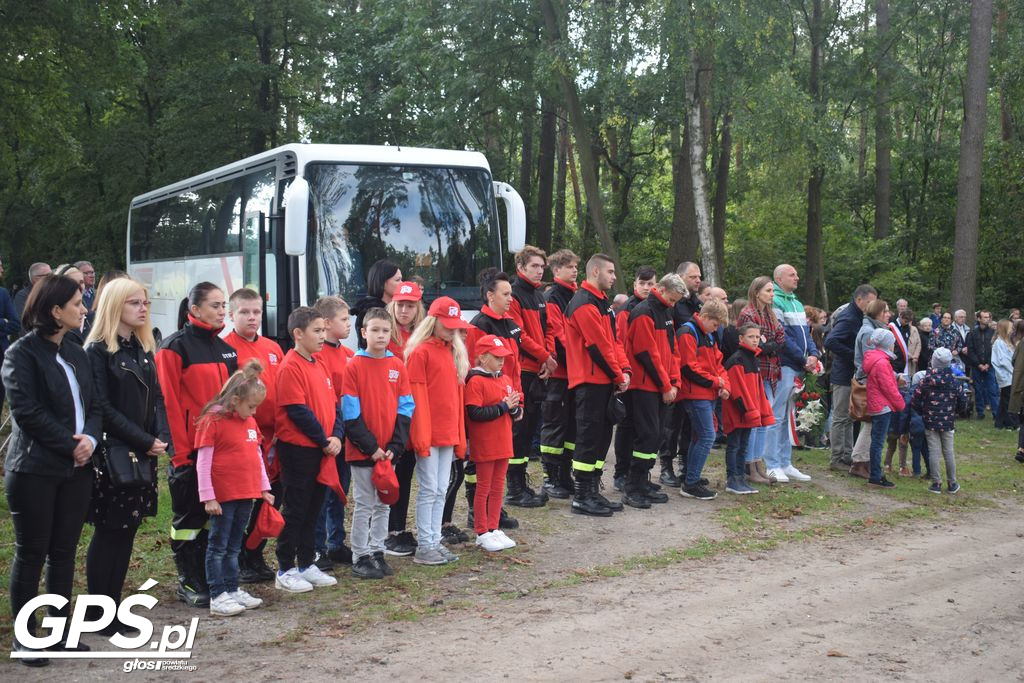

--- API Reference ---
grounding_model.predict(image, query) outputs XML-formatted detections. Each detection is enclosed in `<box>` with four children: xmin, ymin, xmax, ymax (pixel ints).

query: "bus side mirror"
<box><xmin>283</xmin><ymin>176</ymin><xmax>309</xmax><ymax>256</ymax></box>
<box><xmin>494</xmin><ymin>181</ymin><xmax>526</xmax><ymax>253</ymax></box>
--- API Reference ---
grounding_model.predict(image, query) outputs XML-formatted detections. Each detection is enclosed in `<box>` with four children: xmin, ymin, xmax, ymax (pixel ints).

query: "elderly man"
<box><xmin>766</xmin><ymin>264</ymin><xmax>819</xmax><ymax>482</ymax></box>
<box><xmin>952</xmin><ymin>310</ymin><xmax>970</xmax><ymax>351</ymax></box>
<box><xmin>75</xmin><ymin>260</ymin><xmax>97</xmax><ymax>310</ymax></box>
<box><xmin>13</xmin><ymin>262</ymin><xmax>52</xmax><ymax>318</ymax></box>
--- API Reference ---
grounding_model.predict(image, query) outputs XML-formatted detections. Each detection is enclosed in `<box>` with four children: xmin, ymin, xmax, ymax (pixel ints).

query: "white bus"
<box><xmin>127</xmin><ymin>143</ymin><xmax>525</xmax><ymax>344</ymax></box>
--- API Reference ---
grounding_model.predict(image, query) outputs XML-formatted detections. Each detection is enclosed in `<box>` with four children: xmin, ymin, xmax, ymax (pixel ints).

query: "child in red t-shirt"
<box><xmin>273</xmin><ymin>307</ymin><xmax>344</xmax><ymax>594</ymax></box>
<box><xmin>313</xmin><ymin>295</ymin><xmax>356</xmax><ymax>569</ymax></box>
<box><xmin>342</xmin><ymin>308</ymin><xmax>415</xmax><ymax>580</ymax></box>
<box><xmin>465</xmin><ymin>335</ymin><xmax>522</xmax><ymax>553</ymax></box>
<box><xmin>195</xmin><ymin>360</ymin><xmax>273</xmax><ymax>616</ymax></box>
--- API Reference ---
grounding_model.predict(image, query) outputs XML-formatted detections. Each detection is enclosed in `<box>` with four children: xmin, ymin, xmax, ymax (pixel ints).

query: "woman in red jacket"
<box><xmin>404</xmin><ymin>297</ymin><xmax>471</xmax><ymax>565</ymax></box>
<box><xmin>155</xmin><ymin>282</ymin><xmax>239</xmax><ymax>608</ymax></box>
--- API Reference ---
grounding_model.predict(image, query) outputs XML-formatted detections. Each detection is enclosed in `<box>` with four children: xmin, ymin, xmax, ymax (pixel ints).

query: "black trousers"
<box><xmin>659</xmin><ymin>402</ymin><xmax>692</xmax><ymax>469</ymax></box>
<box><xmin>275</xmin><ymin>442</ymin><xmax>327</xmax><ymax>570</ymax></box>
<box><xmin>87</xmin><ymin>526</ymin><xmax>138</xmax><ymax>609</ymax></box>
<box><xmin>6</xmin><ymin>468</ymin><xmax>92</xmax><ymax>634</ymax></box>
<box><xmin>388</xmin><ymin>449</ymin><xmax>417</xmax><ymax>532</ymax></box>
<box><xmin>511</xmin><ymin>371</ymin><xmax>545</xmax><ymax>467</ymax></box>
<box><xmin>613</xmin><ymin>410</ymin><xmax>634</xmax><ymax>480</ymax></box>
<box><xmin>540</xmin><ymin>378</ymin><xmax>576</xmax><ymax>466</ymax></box>
<box><xmin>573</xmin><ymin>383</ymin><xmax>614</xmax><ymax>477</ymax></box>
<box><xmin>996</xmin><ymin>386</ymin><xmax>1019</xmax><ymax>429</ymax></box>
<box><xmin>442</xmin><ymin>458</ymin><xmax>466</xmax><ymax>525</ymax></box>
<box><xmin>168</xmin><ymin>461</ymin><xmax>208</xmax><ymax>556</ymax></box>
<box><xmin>626</xmin><ymin>390</ymin><xmax>666</xmax><ymax>474</ymax></box>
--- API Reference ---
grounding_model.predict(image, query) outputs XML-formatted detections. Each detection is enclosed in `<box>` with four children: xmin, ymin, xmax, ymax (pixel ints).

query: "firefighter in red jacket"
<box><xmin>612</xmin><ymin>265</ymin><xmax>658</xmax><ymax>491</ymax></box>
<box><xmin>507</xmin><ymin>245</ymin><xmax>556</xmax><ymax>507</ymax></box>
<box><xmin>621</xmin><ymin>274</ymin><xmax>687</xmax><ymax>508</ymax></box>
<box><xmin>539</xmin><ymin>249</ymin><xmax>580</xmax><ymax>499</ymax></box>
<box><xmin>564</xmin><ymin>254</ymin><xmax>631</xmax><ymax>516</ymax></box>
<box><xmin>155</xmin><ymin>283</ymin><xmax>238</xmax><ymax>608</ymax></box>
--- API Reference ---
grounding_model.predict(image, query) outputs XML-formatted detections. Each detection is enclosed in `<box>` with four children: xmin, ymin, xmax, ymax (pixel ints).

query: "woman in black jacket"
<box><xmin>84</xmin><ymin>277</ymin><xmax>169</xmax><ymax>636</ymax></box>
<box><xmin>352</xmin><ymin>259</ymin><xmax>402</xmax><ymax>348</ymax></box>
<box><xmin>2</xmin><ymin>275</ymin><xmax>100</xmax><ymax>666</ymax></box>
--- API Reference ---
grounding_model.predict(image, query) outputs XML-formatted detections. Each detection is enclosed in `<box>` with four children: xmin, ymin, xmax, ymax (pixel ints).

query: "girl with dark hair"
<box><xmin>155</xmin><ymin>281</ymin><xmax>239</xmax><ymax>609</ymax></box>
<box><xmin>3</xmin><ymin>275</ymin><xmax>101</xmax><ymax>666</ymax></box>
<box><xmin>352</xmin><ymin>259</ymin><xmax>402</xmax><ymax>348</ymax></box>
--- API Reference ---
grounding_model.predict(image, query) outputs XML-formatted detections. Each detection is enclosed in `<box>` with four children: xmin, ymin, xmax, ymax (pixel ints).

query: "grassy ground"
<box><xmin>0</xmin><ymin>416</ymin><xmax>1020</xmax><ymax>642</ymax></box>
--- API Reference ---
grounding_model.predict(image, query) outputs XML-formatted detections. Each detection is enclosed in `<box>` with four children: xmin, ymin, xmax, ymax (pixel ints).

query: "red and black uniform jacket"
<box><xmin>615</xmin><ymin>291</ymin><xmax>646</xmax><ymax>346</ymax></box>
<box><xmin>677</xmin><ymin>313</ymin><xmax>729</xmax><ymax>401</ymax></box>
<box><xmin>467</xmin><ymin>305</ymin><xmax>523</xmax><ymax>393</ymax></box>
<box><xmin>625</xmin><ymin>289</ymin><xmax>679</xmax><ymax>394</ymax></box>
<box><xmin>510</xmin><ymin>273</ymin><xmax>552</xmax><ymax>374</ymax></box>
<box><xmin>722</xmin><ymin>344</ymin><xmax>775</xmax><ymax>431</ymax></box>
<box><xmin>155</xmin><ymin>315</ymin><xmax>239</xmax><ymax>467</ymax></box>
<box><xmin>544</xmin><ymin>278</ymin><xmax>577</xmax><ymax>381</ymax></box>
<box><xmin>564</xmin><ymin>280</ymin><xmax>631</xmax><ymax>389</ymax></box>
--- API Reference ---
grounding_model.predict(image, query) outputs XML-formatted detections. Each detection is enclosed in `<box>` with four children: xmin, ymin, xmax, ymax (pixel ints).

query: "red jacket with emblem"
<box><xmin>677</xmin><ymin>314</ymin><xmax>730</xmax><ymax>401</ymax></box>
<box><xmin>509</xmin><ymin>273</ymin><xmax>553</xmax><ymax>374</ymax></box>
<box><xmin>467</xmin><ymin>305</ymin><xmax>523</xmax><ymax>393</ymax></box>
<box><xmin>564</xmin><ymin>281</ymin><xmax>631</xmax><ymax>388</ymax></box>
<box><xmin>464</xmin><ymin>368</ymin><xmax>517</xmax><ymax>462</ymax></box>
<box><xmin>722</xmin><ymin>344</ymin><xmax>775</xmax><ymax>431</ymax></box>
<box><xmin>224</xmin><ymin>331</ymin><xmax>284</xmax><ymax>446</ymax></box>
<box><xmin>625</xmin><ymin>289</ymin><xmax>679</xmax><ymax>393</ymax></box>
<box><xmin>544</xmin><ymin>278</ymin><xmax>576</xmax><ymax>381</ymax></box>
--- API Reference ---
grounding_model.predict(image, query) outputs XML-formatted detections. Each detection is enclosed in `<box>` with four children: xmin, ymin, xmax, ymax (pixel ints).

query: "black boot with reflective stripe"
<box><xmin>542</xmin><ymin>460</ymin><xmax>572</xmax><ymax>499</ymax></box>
<box><xmin>591</xmin><ymin>471</ymin><xmax>623</xmax><ymax>512</ymax></box>
<box><xmin>505</xmin><ymin>464</ymin><xmax>548</xmax><ymax>508</ymax></box>
<box><xmin>621</xmin><ymin>467</ymin><xmax>651</xmax><ymax>509</ymax></box>
<box><xmin>570</xmin><ymin>473</ymin><xmax>613</xmax><ymax>517</ymax></box>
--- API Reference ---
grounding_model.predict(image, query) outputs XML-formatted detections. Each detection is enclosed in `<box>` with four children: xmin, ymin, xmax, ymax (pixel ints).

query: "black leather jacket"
<box><xmin>87</xmin><ymin>335</ymin><xmax>170</xmax><ymax>452</ymax></box>
<box><xmin>2</xmin><ymin>330</ymin><xmax>102</xmax><ymax>477</ymax></box>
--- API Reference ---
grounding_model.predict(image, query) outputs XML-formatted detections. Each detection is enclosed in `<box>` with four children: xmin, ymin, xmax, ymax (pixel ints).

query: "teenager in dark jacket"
<box><xmin>155</xmin><ymin>282</ymin><xmax>239</xmax><ymax>608</ymax></box>
<box><xmin>564</xmin><ymin>254</ymin><xmax>631</xmax><ymax>516</ymax></box>
<box><xmin>3</xmin><ymin>275</ymin><xmax>100</xmax><ymax>666</ymax></box>
<box><xmin>620</xmin><ymin>274</ymin><xmax>684</xmax><ymax>508</ymax></box>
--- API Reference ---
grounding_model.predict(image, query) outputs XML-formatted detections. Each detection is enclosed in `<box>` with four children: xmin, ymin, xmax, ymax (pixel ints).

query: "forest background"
<box><xmin>1</xmin><ymin>0</ymin><xmax>1020</xmax><ymax>313</ymax></box>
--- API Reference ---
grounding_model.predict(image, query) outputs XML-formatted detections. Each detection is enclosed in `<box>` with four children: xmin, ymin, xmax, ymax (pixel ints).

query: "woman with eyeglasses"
<box><xmin>84</xmin><ymin>278</ymin><xmax>170</xmax><ymax>635</ymax></box>
<box><xmin>155</xmin><ymin>282</ymin><xmax>239</xmax><ymax>609</ymax></box>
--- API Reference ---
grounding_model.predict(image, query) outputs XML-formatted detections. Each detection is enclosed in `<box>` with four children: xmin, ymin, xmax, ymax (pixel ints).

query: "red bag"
<box><xmin>372</xmin><ymin>459</ymin><xmax>400</xmax><ymax>505</ymax></box>
<box><xmin>317</xmin><ymin>455</ymin><xmax>348</xmax><ymax>505</ymax></box>
<box><xmin>244</xmin><ymin>503</ymin><xmax>285</xmax><ymax>550</ymax></box>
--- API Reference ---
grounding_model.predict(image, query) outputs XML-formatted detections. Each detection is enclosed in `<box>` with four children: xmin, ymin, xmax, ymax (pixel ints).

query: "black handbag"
<box><xmin>101</xmin><ymin>444</ymin><xmax>155</xmax><ymax>488</ymax></box>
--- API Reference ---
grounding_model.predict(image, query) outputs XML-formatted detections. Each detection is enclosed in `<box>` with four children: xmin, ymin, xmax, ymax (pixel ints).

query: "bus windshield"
<box><xmin>305</xmin><ymin>163</ymin><xmax>501</xmax><ymax>311</ymax></box>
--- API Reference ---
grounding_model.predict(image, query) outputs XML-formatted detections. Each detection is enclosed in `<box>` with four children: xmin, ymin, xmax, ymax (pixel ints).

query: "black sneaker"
<box><xmin>441</xmin><ymin>525</ymin><xmax>469</xmax><ymax>545</ymax></box>
<box><xmin>947</xmin><ymin>482</ymin><xmax>960</xmax><ymax>494</ymax></box>
<box><xmin>868</xmin><ymin>477</ymin><xmax>896</xmax><ymax>488</ymax></box>
<box><xmin>328</xmin><ymin>544</ymin><xmax>353</xmax><ymax>565</ymax></box>
<box><xmin>352</xmin><ymin>555</ymin><xmax>384</xmax><ymax>580</ymax></box>
<box><xmin>313</xmin><ymin>551</ymin><xmax>335</xmax><ymax>571</ymax></box>
<box><xmin>12</xmin><ymin>639</ymin><xmax>49</xmax><ymax>667</ymax></box>
<box><xmin>384</xmin><ymin>531</ymin><xmax>417</xmax><ymax>557</ymax></box>
<box><xmin>1015</xmin><ymin>451</ymin><xmax>1024</xmax><ymax>463</ymax></box>
<box><xmin>372</xmin><ymin>551</ymin><xmax>395</xmax><ymax>576</ymax></box>
<box><xmin>928</xmin><ymin>482</ymin><xmax>942</xmax><ymax>494</ymax></box>
<box><xmin>679</xmin><ymin>483</ymin><xmax>717</xmax><ymax>500</ymax></box>
<box><xmin>498</xmin><ymin>508</ymin><xmax>519</xmax><ymax>529</ymax></box>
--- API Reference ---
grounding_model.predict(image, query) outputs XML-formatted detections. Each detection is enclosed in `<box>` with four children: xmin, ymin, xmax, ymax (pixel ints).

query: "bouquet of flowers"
<box><xmin>793</xmin><ymin>375</ymin><xmax>826</xmax><ymax>445</ymax></box>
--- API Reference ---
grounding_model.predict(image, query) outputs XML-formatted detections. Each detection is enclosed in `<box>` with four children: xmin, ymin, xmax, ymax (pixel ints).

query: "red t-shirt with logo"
<box><xmin>317</xmin><ymin>340</ymin><xmax>354</xmax><ymax>399</ymax></box>
<box><xmin>194</xmin><ymin>412</ymin><xmax>265</xmax><ymax>501</ymax></box>
<box><xmin>464</xmin><ymin>370</ymin><xmax>516</xmax><ymax>462</ymax></box>
<box><xmin>224</xmin><ymin>331</ymin><xmax>284</xmax><ymax>442</ymax></box>
<box><xmin>275</xmin><ymin>349</ymin><xmax>337</xmax><ymax>448</ymax></box>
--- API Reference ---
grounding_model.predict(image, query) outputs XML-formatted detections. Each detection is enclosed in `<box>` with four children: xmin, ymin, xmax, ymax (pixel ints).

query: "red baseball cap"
<box><xmin>427</xmin><ymin>296</ymin><xmax>472</xmax><ymax>329</ymax></box>
<box><xmin>317</xmin><ymin>455</ymin><xmax>348</xmax><ymax>505</ymax></box>
<box><xmin>474</xmin><ymin>334</ymin><xmax>514</xmax><ymax>358</ymax></box>
<box><xmin>244</xmin><ymin>503</ymin><xmax>285</xmax><ymax>550</ymax></box>
<box><xmin>392</xmin><ymin>281</ymin><xmax>422</xmax><ymax>302</ymax></box>
<box><xmin>372</xmin><ymin>459</ymin><xmax>400</xmax><ymax>505</ymax></box>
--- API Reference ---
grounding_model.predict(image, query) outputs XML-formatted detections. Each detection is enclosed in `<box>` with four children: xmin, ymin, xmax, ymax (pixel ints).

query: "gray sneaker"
<box><xmin>412</xmin><ymin>545</ymin><xmax>448</xmax><ymax>565</ymax></box>
<box><xmin>437</xmin><ymin>545</ymin><xmax>459</xmax><ymax>563</ymax></box>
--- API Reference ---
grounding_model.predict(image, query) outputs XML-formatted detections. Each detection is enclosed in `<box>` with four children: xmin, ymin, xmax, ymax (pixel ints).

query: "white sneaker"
<box><xmin>783</xmin><ymin>465</ymin><xmax>811</xmax><ymax>481</ymax></box>
<box><xmin>229</xmin><ymin>589</ymin><xmax>263</xmax><ymax>609</ymax></box>
<box><xmin>766</xmin><ymin>468</ymin><xmax>790</xmax><ymax>483</ymax></box>
<box><xmin>475</xmin><ymin>531</ymin><xmax>505</xmax><ymax>552</ymax></box>
<box><xmin>493</xmin><ymin>530</ymin><xmax>516</xmax><ymax>549</ymax></box>
<box><xmin>275</xmin><ymin>567</ymin><xmax>314</xmax><ymax>593</ymax></box>
<box><xmin>210</xmin><ymin>592</ymin><xmax>245</xmax><ymax>616</ymax></box>
<box><xmin>298</xmin><ymin>564</ymin><xmax>338</xmax><ymax>587</ymax></box>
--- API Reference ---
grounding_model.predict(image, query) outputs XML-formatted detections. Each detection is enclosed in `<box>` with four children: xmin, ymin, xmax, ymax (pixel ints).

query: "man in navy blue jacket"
<box><xmin>824</xmin><ymin>284</ymin><xmax>878</xmax><ymax>470</ymax></box>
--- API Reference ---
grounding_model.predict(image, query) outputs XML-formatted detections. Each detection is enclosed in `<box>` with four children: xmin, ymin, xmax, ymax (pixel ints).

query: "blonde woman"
<box><xmin>84</xmin><ymin>277</ymin><xmax>169</xmax><ymax>635</ymax></box>
<box><xmin>386</xmin><ymin>282</ymin><xmax>426</xmax><ymax>356</ymax></box>
<box><xmin>992</xmin><ymin>319</ymin><xmax>1017</xmax><ymax>429</ymax></box>
<box><xmin>404</xmin><ymin>297</ymin><xmax>472</xmax><ymax>564</ymax></box>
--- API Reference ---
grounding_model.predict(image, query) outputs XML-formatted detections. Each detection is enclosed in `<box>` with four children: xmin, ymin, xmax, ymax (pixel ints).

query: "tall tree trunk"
<box><xmin>540</xmin><ymin>0</ymin><xmax>621</xmax><ymax>285</ymax></box>
<box><xmin>802</xmin><ymin>0</ymin><xmax>826</xmax><ymax>306</ymax></box>
<box><xmin>554</xmin><ymin>113</ymin><xmax>568</xmax><ymax>247</ymax></box>
<box><xmin>666</xmin><ymin>123</ymin><xmax>699</xmax><ymax>273</ymax></box>
<box><xmin>950</xmin><ymin>0</ymin><xmax>994</xmax><ymax>315</ymax></box>
<box><xmin>995</xmin><ymin>0</ymin><xmax>1014</xmax><ymax>141</ymax></box>
<box><xmin>536</xmin><ymin>96</ymin><xmax>557</xmax><ymax>253</ymax></box>
<box><xmin>519</xmin><ymin>93</ymin><xmax>535</xmax><ymax>244</ymax></box>
<box><xmin>566</xmin><ymin>128</ymin><xmax>585</xmax><ymax>239</ymax></box>
<box><xmin>685</xmin><ymin>59</ymin><xmax>718</xmax><ymax>286</ymax></box>
<box><xmin>874</xmin><ymin>0</ymin><xmax>892</xmax><ymax>239</ymax></box>
<box><xmin>858</xmin><ymin>6</ymin><xmax>869</xmax><ymax>180</ymax></box>
<box><xmin>712</xmin><ymin>111</ymin><xmax>731</xmax><ymax>281</ymax></box>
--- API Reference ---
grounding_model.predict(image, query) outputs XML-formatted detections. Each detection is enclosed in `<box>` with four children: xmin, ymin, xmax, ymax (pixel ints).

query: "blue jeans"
<box><xmin>972</xmin><ymin>368</ymin><xmax>999</xmax><ymax>418</ymax></box>
<box><xmin>206</xmin><ymin>499</ymin><xmax>252</xmax><ymax>597</ymax></box>
<box><xmin>683</xmin><ymin>400</ymin><xmax>716</xmax><ymax>486</ymax></box>
<box><xmin>315</xmin><ymin>456</ymin><xmax>351</xmax><ymax>554</ymax></box>
<box><xmin>746</xmin><ymin>380</ymin><xmax>775</xmax><ymax>464</ymax></box>
<box><xmin>869</xmin><ymin>413</ymin><xmax>893</xmax><ymax>482</ymax></box>
<box><xmin>725</xmin><ymin>428</ymin><xmax>750</xmax><ymax>478</ymax></box>
<box><xmin>765</xmin><ymin>367</ymin><xmax>799</xmax><ymax>470</ymax></box>
<box><xmin>910</xmin><ymin>432</ymin><xmax>929</xmax><ymax>475</ymax></box>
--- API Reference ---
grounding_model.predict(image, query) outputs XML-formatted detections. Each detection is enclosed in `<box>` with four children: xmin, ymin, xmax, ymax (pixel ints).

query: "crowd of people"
<box><xmin>3</xmin><ymin>251</ymin><xmax>1024</xmax><ymax>667</ymax></box>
